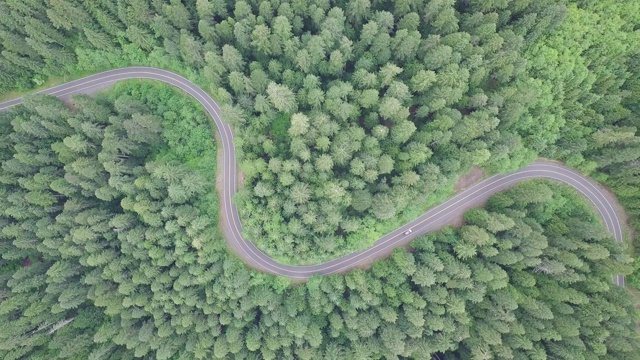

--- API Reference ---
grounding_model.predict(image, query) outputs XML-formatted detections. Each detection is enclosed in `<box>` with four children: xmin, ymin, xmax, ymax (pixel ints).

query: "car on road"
<box><xmin>404</xmin><ymin>229</ymin><xmax>412</xmax><ymax>235</ymax></box>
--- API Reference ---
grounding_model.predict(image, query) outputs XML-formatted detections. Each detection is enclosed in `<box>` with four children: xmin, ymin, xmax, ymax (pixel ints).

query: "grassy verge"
<box><xmin>0</xmin><ymin>71</ymin><xmax>102</xmax><ymax>102</ymax></box>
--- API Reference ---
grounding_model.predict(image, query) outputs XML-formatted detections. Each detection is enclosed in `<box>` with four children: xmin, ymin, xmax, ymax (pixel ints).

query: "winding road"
<box><xmin>0</xmin><ymin>67</ymin><xmax>627</xmax><ymax>285</ymax></box>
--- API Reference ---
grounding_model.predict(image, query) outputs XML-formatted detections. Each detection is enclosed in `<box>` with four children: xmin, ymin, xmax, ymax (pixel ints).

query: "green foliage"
<box><xmin>0</xmin><ymin>0</ymin><xmax>637</xmax><ymax>265</ymax></box>
<box><xmin>0</xmin><ymin>0</ymin><xmax>640</xmax><ymax>358</ymax></box>
<box><xmin>0</xmin><ymin>84</ymin><xmax>220</xmax><ymax>358</ymax></box>
<box><xmin>0</xmin><ymin>158</ymin><xmax>640</xmax><ymax>359</ymax></box>
<box><xmin>4</xmin><ymin>123</ymin><xmax>636</xmax><ymax>360</ymax></box>
<box><xmin>270</xmin><ymin>113</ymin><xmax>290</xmax><ymax>141</ymax></box>
<box><xmin>521</xmin><ymin>0</ymin><xmax>640</xmax><ymax>285</ymax></box>
<box><xmin>0</xmin><ymin>0</ymin><xmax>578</xmax><ymax>262</ymax></box>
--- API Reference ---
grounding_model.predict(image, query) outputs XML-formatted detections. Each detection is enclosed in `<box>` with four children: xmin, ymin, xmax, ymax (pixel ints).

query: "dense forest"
<box><xmin>0</xmin><ymin>92</ymin><xmax>637</xmax><ymax>358</ymax></box>
<box><xmin>0</xmin><ymin>83</ymin><xmax>225</xmax><ymax>358</ymax></box>
<box><xmin>1</xmin><ymin>0</ymin><xmax>638</xmax><ymax>264</ymax></box>
<box><xmin>1</xmin><ymin>0</ymin><xmax>640</xmax><ymax>358</ymax></box>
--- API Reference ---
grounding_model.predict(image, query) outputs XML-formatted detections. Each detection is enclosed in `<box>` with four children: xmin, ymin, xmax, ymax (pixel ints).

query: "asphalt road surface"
<box><xmin>0</xmin><ymin>67</ymin><xmax>626</xmax><ymax>286</ymax></box>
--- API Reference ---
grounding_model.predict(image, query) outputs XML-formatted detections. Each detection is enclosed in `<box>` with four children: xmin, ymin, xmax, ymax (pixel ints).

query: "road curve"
<box><xmin>0</xmin><ymin>67</ymin><xmax>626</xmax><ymax>285</ymax></box>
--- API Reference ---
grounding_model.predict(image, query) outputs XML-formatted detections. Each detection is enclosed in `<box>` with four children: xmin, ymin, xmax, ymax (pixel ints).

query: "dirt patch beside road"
<box><xmin>447</xmin><ymin>166</ymin><xmax>488</xmax><ymax>227</ymax></box>
<box><xmin>237</xmin><ymin>169</ymin><xmax>245</xmax><ymax>189</ymax></box>
<box><xmin>454</xmin><ymin>166</ymin><xmax>486</xmax><ymax>191</ymax></box>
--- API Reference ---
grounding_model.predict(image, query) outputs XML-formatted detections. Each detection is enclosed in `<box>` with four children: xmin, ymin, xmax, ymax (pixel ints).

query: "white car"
<box><xmin>404</xmin><ymin>229</ymin><xmax>413</xmax><ymax>235</ymax></box>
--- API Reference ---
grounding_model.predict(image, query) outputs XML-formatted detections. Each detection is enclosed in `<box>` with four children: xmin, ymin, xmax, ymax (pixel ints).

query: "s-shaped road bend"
<box><xmin>0</xmin><ymin>67</ymin><xmax>627</xmax><ymax>286</ymax></box>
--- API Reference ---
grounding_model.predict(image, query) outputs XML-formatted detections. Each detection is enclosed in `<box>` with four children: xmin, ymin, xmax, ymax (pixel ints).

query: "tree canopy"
<box><xmin>0</xmin><ymin>0</ymin><xmax>639</xmax><ymax>358</ymax></box>
<box><xmin>1</xmin><ymin>102</ymin><xmax>637</xmax><ymax>358</ymax></box>
<box><xmin>0</xmin><ymin>0</ymin><xmax>638</xmax><ymax>265</ymax></box>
